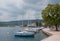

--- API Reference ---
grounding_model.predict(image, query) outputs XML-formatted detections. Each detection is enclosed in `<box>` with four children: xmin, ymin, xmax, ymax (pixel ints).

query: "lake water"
<box><xmin>0</xmin><ymin>27</ymin><xmax>48</xmax><ymax>41</ymax></box>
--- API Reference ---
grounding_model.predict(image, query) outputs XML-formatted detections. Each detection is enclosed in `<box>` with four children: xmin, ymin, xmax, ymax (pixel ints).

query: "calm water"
<box><xmin>0</xmin><ymin>27</ymin><xmax>48</xmax><ymax>41</ymax></box>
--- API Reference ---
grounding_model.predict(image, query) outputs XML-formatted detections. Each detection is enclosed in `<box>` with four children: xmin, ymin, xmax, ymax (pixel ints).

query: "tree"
<box><xmin>36</xmin><ymin>22</ymin><xmax>42</xmax><ymax>27</ymax></box>
<box><xmin>42</xmin><ymin>4</ymin><xmax>60</xmax><ymax>31</ymax></box>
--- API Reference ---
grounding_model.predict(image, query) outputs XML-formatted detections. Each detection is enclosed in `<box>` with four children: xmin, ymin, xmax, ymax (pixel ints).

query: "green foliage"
<box><xmin>36</xmin><ymin>22</ymin><xmax>42</xmax><ymax>27</ymax></box>
<box><xmin>42</xmin><ymin>4</ymin><xmax>60</xmax><ymax>26</ymax></box>
<box><xmin>23</xmin><ymin>24</ymin><xmax>27</xmax><ymax>27</ymax></box>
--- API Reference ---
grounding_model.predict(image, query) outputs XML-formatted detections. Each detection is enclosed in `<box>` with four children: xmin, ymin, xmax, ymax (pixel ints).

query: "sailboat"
<box><xmin>14</xmin><ymin>15</ymin><xmax>35</xmax><ymax>37</ymax></box>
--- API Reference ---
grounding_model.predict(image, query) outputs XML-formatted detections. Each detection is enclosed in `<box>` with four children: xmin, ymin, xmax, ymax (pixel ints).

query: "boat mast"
<box><xmin>27</xmin><ymin>15</ymin><xmax>30</xmax><ymax>26</ymax></box>
<box><xmin>27</xmin><ymin>15</ymin><xmax>32</xmax><ymax>26</ymax></box>
<box><xmin>22</xmin><ymin>15</ymin><xmax>23</xmax><ymax>27</ymax></box>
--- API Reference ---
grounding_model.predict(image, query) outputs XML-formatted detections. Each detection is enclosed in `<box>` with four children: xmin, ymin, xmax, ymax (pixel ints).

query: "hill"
<box><xmin>0</xmin><ymin>19</ymin><xmax>43</xmax><ymax>27</ymax></box>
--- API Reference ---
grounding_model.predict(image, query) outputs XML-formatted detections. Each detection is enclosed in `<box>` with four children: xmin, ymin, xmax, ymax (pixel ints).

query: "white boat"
<box><xmin>24</xmin><ymin>28</ymin><xmax>39</xmax><ymax>33</ymax></box>
<box><xmin>14</xmin><ymin>31</ymin><xmax>35</xmax><ymax>37</ymax></box>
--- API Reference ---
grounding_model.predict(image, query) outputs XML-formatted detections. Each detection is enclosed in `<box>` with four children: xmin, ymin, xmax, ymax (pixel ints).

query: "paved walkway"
<box><xmin>41</xmin><ymin>28</ymin><xmax>60</xmax><ymax>41</ymax></box>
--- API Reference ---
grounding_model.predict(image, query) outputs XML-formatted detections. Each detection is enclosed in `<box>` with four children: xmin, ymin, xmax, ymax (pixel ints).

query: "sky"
<box><xmin>0</xmin><ymin>0</ymin><xmax>60</xmax><ymax>21</ymax></box>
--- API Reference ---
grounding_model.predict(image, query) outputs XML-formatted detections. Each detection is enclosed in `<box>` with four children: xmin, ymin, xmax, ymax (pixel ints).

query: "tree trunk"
<box><xmin>55</xmin><ymin>25</ymin><xmax>58</xmax><ymax>31</ymax></box>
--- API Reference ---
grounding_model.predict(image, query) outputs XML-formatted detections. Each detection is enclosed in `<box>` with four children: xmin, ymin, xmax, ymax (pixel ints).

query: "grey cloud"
<box><xmin>48</xmin><ymin>0</ymin><xmax>60</xmax><ymax>4</ymax></box>
<box><xmin>24</xmin><ymin>0</ymin><xmax>41</xmax><ymax>4</ymax></box>
<box><xmin>0</xmin><ymin>0</ymin><xmax>60</xmax><ymax>21</ymax></box>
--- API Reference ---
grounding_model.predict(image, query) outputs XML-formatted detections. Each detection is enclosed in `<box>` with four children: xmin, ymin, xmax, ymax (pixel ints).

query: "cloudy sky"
<box><xmin>0</xmin><ymin>0</ymin><xmax>60</xmax><ymax>21</ymax></box>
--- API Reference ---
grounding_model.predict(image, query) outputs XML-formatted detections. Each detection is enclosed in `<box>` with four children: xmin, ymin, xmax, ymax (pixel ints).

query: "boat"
<box><xmin>24</xmin><ymin>28</ymin><xmax>38</xmax><ymax>33</ymax></box>
<box><xmin>27</xmin><ymin>26</ymin><xmax>36</xmax><ymax>28</ymax></box>
<box><xmin>14</xmin><ymin>31</ymin><xmax>35</xmax><ymax>37</ymax></box>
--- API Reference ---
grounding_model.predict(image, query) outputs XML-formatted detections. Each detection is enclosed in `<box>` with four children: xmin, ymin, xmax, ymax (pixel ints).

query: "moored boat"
<box><xmin>27</xmin><ymin>26</ymin><xmax>36</xmax><ymax>28</ymax></box>
<box><xmin>14</xmin><ymin>31</ymin><xmax>35</xmax><ymax>37</ymax></box>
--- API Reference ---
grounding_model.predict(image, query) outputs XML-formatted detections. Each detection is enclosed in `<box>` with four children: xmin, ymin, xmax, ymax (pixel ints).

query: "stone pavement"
<box><xmin>41</xmin><ymin>28</ymin><xmax>60</xmax><ymax>41</ymax></box>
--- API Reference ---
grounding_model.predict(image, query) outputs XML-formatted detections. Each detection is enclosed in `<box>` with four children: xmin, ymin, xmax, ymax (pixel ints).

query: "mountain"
<box><xmin>0</xmin><ymin>19</ymin><xmax>43</xmax><ymax>26</ymax></box>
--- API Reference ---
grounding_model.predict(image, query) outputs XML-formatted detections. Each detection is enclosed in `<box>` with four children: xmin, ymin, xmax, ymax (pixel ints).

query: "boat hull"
<box><xmin>14</xmin><ymin>32</ymin><xmax>35</xmax><ymax>37</ymax></box>
<box><xmin>15</xmin><ymin>35</ymin><xmax>34</xmax><ymax>37</ymax></box>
